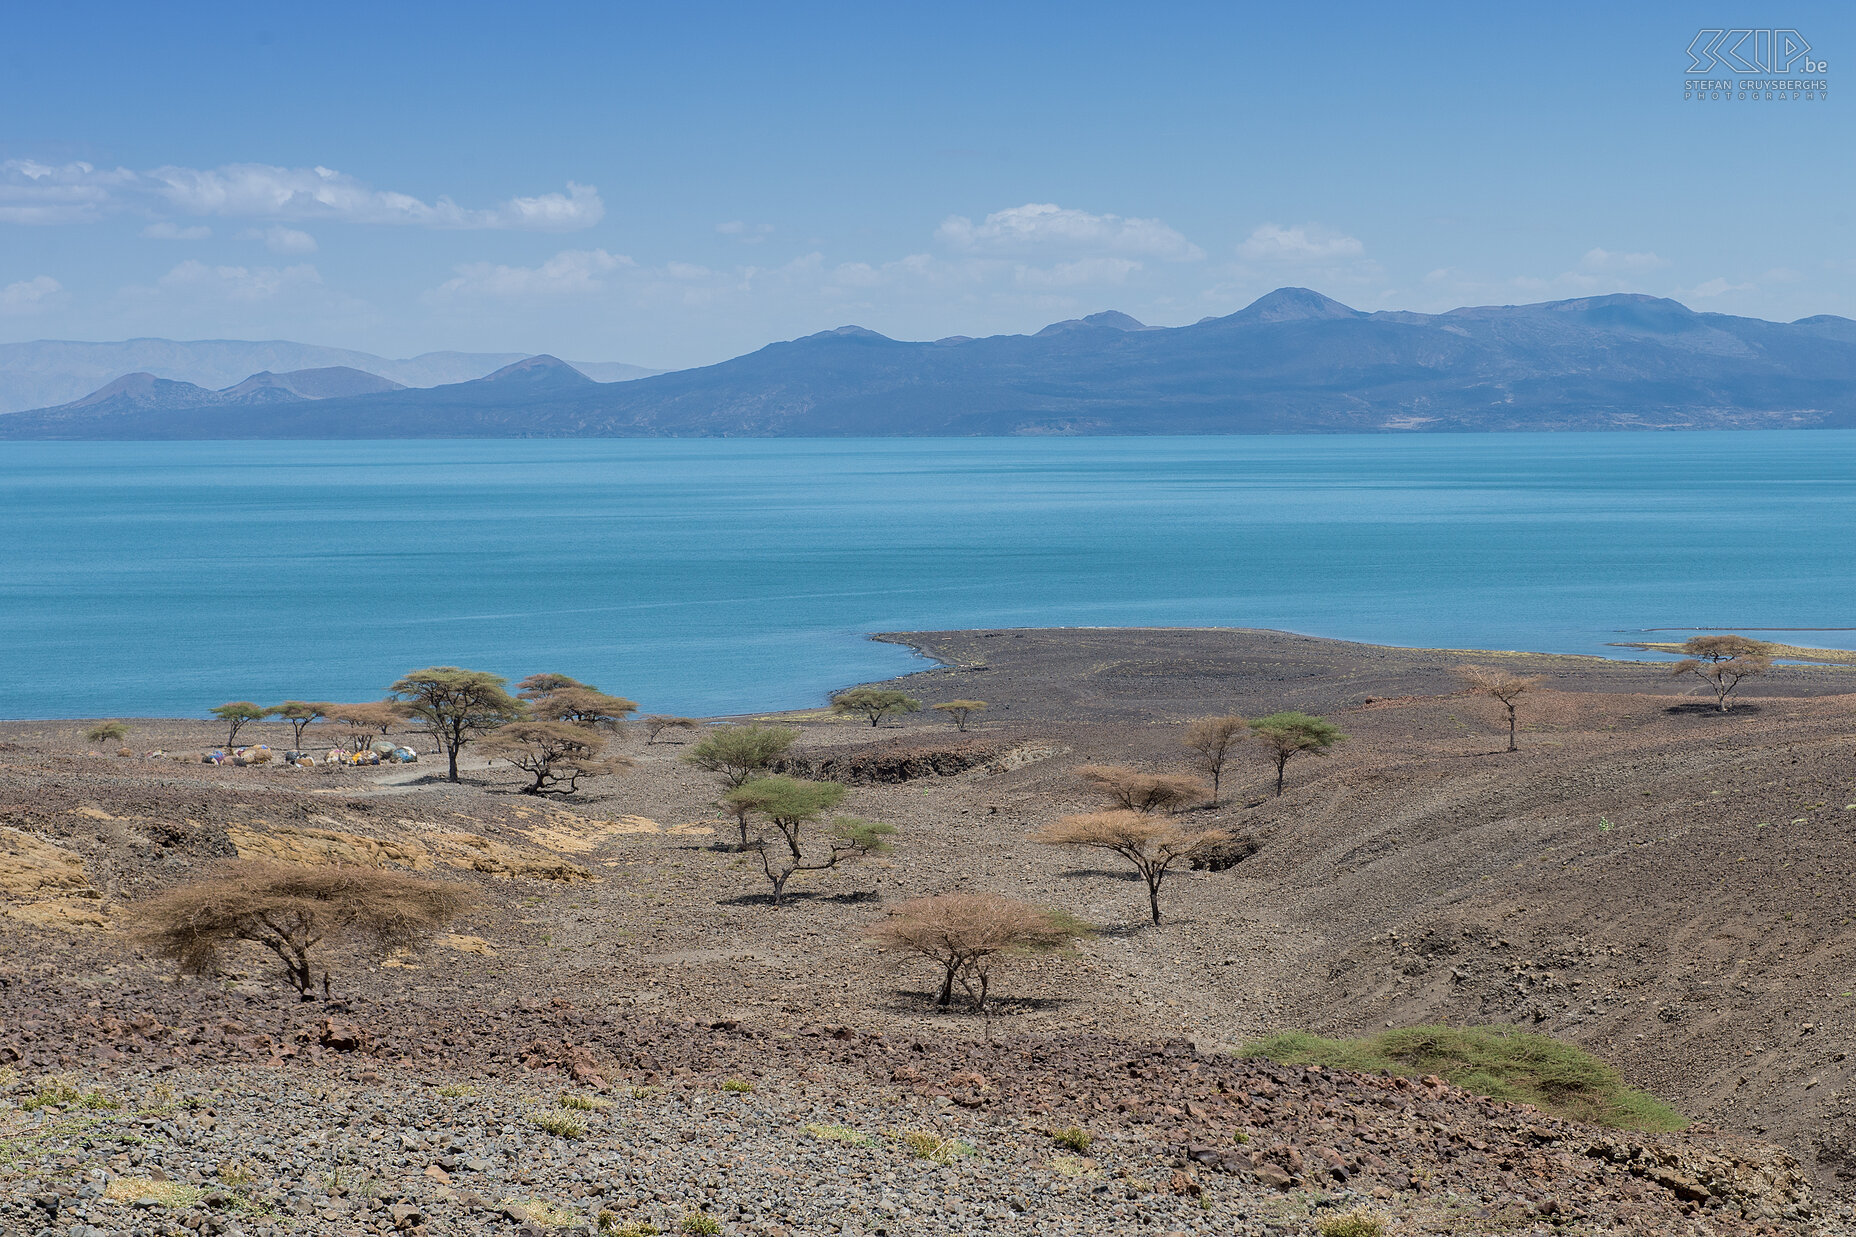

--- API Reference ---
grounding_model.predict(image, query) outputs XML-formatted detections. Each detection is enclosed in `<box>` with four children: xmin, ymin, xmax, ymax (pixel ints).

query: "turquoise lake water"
<box><xmin>3</xmin><ymin>433</ymin><xmax>1854</xmax><ymax>720</ymax></box>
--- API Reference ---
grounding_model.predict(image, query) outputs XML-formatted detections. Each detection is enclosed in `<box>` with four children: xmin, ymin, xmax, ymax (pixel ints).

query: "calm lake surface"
<box><xmin>3</xmin><ymin>433</ymin><xmax>1854</xmax><ymax>719</ymax></box>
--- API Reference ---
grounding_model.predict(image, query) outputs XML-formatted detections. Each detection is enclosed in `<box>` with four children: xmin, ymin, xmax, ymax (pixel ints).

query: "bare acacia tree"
<box><xmin>1035</xmin><ymin>810</ymin><xmax>1231</xmax><ymax>925</ymax></box>
<box><xmin>932</xmin><ymin>700</ymin><xmax>987</xmax><ymax>732</ymax></box>
<box><xmin>867</xmin><ymin>893</ymin><xmax>1084</xmax><ymax>1010</ymax></box>
<box><xmin>1074</xmin><ymin>764</ymin><xmax>1209</xmax><ymax>813</ymax></box>
<box><xmin>641</xmin><ymin>715</ymin><xmax>700</xmax><ymax>744</ymax></box>
<box><xmin>481</xmin><ymin>721</ymin><xmax>632</xmax><ymax>795</ymax></box>
<box><xmin>329</xmin><ymin>702</ymin><xmax>405</xmax><ymax>754</ymax></box>
<box><xmin>135</xmin><ymin>861</ymin><xmax>473</xmax><ymax>1000</ymax></box>
<box><xmin>1181</xmin><ymin>716</ymin><xmax>1248</xmax><ymax>803</ymax></box>
<box><xmin>1667</xmin><ymin>636</ymin><xmax>1773</xmax><ymax>712</ymax></box>
<box><xmin>1454</xmin><ymin>665</ymin><xmax>1543</xmax><ymax>752</ymax></box>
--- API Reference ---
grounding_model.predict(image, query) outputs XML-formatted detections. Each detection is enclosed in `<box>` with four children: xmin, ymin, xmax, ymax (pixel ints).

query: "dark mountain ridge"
<box><xmin>4</xmin><ymin>290</ymin><xmax>1854</xmax><ymax>438</ymax></box>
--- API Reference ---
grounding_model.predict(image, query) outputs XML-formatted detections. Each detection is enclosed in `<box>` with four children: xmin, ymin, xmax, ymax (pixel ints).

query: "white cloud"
<box><xmin>937</xmin><ymin>203</ymin><xmax>1203</xmax><ymax>261</ymax></box>
<box><xmin>156</xmin><ymin>260</ymin><xmax>324</xmax><ymax>303</ymax></box>
<box><xmin>0</xmin><ymin>160</ymin><xmax>136</xmax><ymax>223</ymax></box>
<box><xmin>427</xmin><ymin>248</ymin><xmax>633</xmax><ymax>300</ymax></box>
<box><xmin>242</xmin><ymin>225</ymin><xmax>318</xmax><ymax>254</ymax></box>
<box><xmin>0</xmin><ymin>275</ymin><xmax>63</xmax><ymax>314</ymax></box>
<box><xmin>141</xmin><ymin>221</ymin><xmax>212</xmax><ymax>240</ymax></box>
<box><xmin>1675</xmin><ymin>276</ymin><xmax>1755</xmax><ymax>300</ymax></box>
<box><xmin>0</xmin><ymin>159</ymin><xmax>602</xmax><ymax>231</ymax></box>
<box><xmin>1239</xmin><ymin>222</ymin><xmax>1365</xmax><ymax>262</ymax></box>
<box><xmin>1579</xmin><ymin>248</ymin><xmax>1668</xmax><ymax>273</ymax></box>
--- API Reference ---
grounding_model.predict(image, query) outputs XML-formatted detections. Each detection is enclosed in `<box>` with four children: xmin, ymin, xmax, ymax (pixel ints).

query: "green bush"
<box><xmin>679</xmin><ymin>1213</ymin><xmax>721</xmax><ymax>1235</ymax></box>
<box><xmin>1050</xmin><ymin>1125</ymin><xmax>1092</xmax><ymax>1153</ymax></box>
<box><xmin>1242</xmin><ymin>1024</ymin><xmax>1687</xmax><ymax>1131</ymax></box>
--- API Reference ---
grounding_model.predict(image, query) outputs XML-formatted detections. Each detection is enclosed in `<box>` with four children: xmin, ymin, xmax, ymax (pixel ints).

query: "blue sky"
<box><xmin>1</xmin><ymin>1</ymin><xmax>1850</xmax><ymax>369</ymax></box>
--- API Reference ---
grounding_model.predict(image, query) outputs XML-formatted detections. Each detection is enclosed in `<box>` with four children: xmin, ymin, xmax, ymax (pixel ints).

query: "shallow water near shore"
<box><xmin>3</xmin><ymin>432</ymin><xmax>1854</xmax><ymax>719</ymax></box>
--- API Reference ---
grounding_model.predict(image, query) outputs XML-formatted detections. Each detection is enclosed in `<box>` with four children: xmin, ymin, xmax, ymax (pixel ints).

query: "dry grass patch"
<box><xmin>20</xmin><ymin>1073</ymin><xmax>117</xmax><ymax>1111</ymax></box>
<box><xmin>804</xmin><ymin>1122</ymin><xmax>873</xmax><ymax>1146</ymax></box>
<box><xmin>104</xmin><ymin>1179</ymin><xmax>205</xmax><ymax>1208</ymax></box>
<box><xmin>597</xmin><ymin>1217</ymin><xmax>660</xmax><ymax>1236</ymax></box>
<box><xmin>897</xmin><ymin>1130</ymin><xmax>973</xmax><ymax>1164</ymax></box>
<box><xmin>508</xmin><ymin>1197</ymin><xmax>580</xmax><ymax>1227</ymax></box>
<box><xmin>530</xmin><ymin>1110</ymin><xmax>589</xmax><ymax>1139</ymax></box>
<box><xmin>1049</xmin><ymin>1153</ymin><xmax>1103</xmax><ymax>1179</ymax></box>
<box><xmin>1316</xmin><ymin>1208</ymin><xmax>1389</xmax><ymax>1237</ymax></box>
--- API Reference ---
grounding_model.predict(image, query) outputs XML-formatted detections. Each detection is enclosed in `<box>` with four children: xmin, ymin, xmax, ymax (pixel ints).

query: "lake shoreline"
<box><xmin>11</xmin><ymin>623</ymin><xmax>1856</xmax><ymax>734</ymax></box>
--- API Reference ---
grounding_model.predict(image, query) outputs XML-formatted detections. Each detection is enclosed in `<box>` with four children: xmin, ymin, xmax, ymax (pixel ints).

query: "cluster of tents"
<box><xmin>282</xmin><ymin>739</ymin><xmax>421</xmax><ymax>768</ymax></box>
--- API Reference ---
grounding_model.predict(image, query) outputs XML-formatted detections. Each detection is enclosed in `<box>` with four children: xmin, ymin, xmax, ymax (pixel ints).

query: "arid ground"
<box><xmin>3</xmin><ymin>627</ymin><xmax>1854</xmax><ymax>1235</ymax></box>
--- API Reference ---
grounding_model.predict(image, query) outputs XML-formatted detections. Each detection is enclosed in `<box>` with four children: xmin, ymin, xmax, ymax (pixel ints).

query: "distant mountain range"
<box><xmin>5</xmin><ymin>289</ymin><xmax>1855</xmax><ymax>438</ymax></box>
<box><xmin>0</xmin><ymin>338</ymin><xmax>659</xmax><ymax>413</ymax></box>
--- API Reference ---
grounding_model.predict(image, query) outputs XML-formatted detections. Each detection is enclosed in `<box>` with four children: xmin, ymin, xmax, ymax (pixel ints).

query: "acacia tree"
<box><xmin>1074</xmin><ymin>764</ymin><xmax>1209</xmax><ymax>813</ymax></box>
<box><xmin>135</xmin><ymin>861</ymin><xmax>472</xmax><ymax>1000</ymax></box>
<box><xmin>1035</xmin><ymin>810</ymin><xmax>1231</xmax><ymax>925</ymax></box>
<box><xmin>932</xmin><ymin>700</ymin><xmax>987</xmax><ymax>732</ymax></box>
<box><xmin>725</xmin><ymin>775</ymin><xmax>892</xmax><ymax>904</ymax></box>
<box><xmin>329</xmin><ymin>702</ymin><xmax>405</xmax><ymax>753</ymax></box>
<box><xmin>516</xmin><ymin>673</ymin><xmax>584</xmax><ymax>700</ymax></box>
<box><xmin>481</xmin><ymin>721</ymin><xmax>632</xmax><ymax>795</ymax></box>
<box><xmin>867</xmin><ymin>893</ymin><xmax>1084</xmax><ymax>1010</ymax></box>
<box><xmin>1667</xmin><ymin>635</ymin><xmax>1773</xmax><ymax>712</ymax></box>
<box><xmin>1455</xmin><ymin>665</ymin><xmax>1543</xmax><ymax>752</ymax></box>
<box><xmin>717</xmin><ymin>793</ymin><xmax>757</xmax><ymax>849</ymax></box>
<box><xmin>389</xmin><ymin>667</ymin><xmax>527</xmax><ymax>782</ymax></box>
<box><xmin>831</xmin><ymin>687</ymin><xmax>923</xmax><ymax>727</ymax></box>
<box><xmin>1249</xmin><ymin>712</ymin><xmax>1346</xmax><ymax>796</ymax></box>
<box><xmin>85</xmin><ymin>720</ymin><xmax>130</xmax><ymax>746</ymax></box>
<box><xmin>268</xmin><ymin>700</ymin><xmax>332</xmax><ymax>747</ymax></box>
<box><xmin>519</xmin><ymin>676</ymin><xmax>638</xmax><ymax>731</ymax></box>
<box><xmin>726</xmin><ymin>775</ymin><xmax>847</xmax><ymax>859</ymax></box>
<box><xmin>754</xmin><ymin>815</ymin><xmax>892</xmax><ymax>906</ymax></box>
<box><xmin>1181</xmin><ymin>715</ymin><xmax>1248</xmax><ymax>804</ymax></box>
<box><xmin>642</xmin><ymin>715</ymin><xmax>700</xmax><ymax>744</ymax></box>
<box><xmin>683</xmin><ymin>724</ymin><xmax>799</xmax><ymax>788</ymax></box>
<box><xmin>211</xmin><ymin>701</ymin><xmax>266</xmax><ymax>749</ymax></box>
<box><xmin>721</xmin><ymin>760</ymin><xmax>835</xmax><ymax>848</ymax></box>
